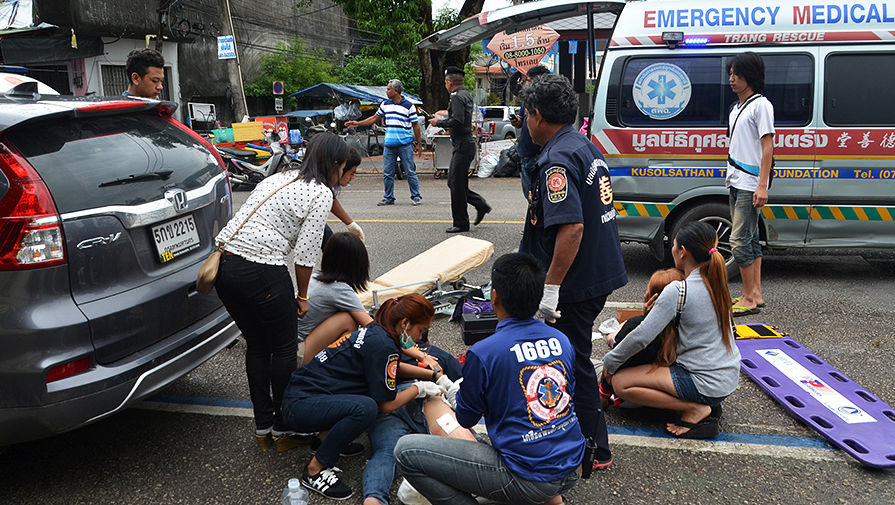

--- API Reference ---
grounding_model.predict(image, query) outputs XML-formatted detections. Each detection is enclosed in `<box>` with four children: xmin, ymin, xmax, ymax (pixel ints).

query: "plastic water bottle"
<box><xmin>281</xmin><ymin>478</ymin><xmax>309</xmax><ymax>505</ymax></box>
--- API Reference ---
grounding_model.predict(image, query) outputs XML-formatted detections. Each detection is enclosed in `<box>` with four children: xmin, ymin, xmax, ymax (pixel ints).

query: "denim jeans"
<box><xmin>383</xmin><ymin>142</ymin><xmax>421</xmax><ymax>202</ymax></box>
<box><xmin>549</xmin><ymin>294</ymin><xmax>612</xmax><ymax>463</ymax></box>
<box><xmin>394</xmin><ymin>434</ymin><xmax>579</xmax><ymax>505</ymax></box>
<box><xmin>215</xmin><ymin>254</ymin><xmax>297</xmax><ymax>430</ymax></box>
<box><xmin>364</xmin><ymin>397</ymin><xmax>427</xmax><ymax>505</ymax></box>
<box><xmin>729</xmin><ymin>187</ymin><xmax>762</xmax><ymax>267</ymax></box>
<box><xmin>281</xmin><ymin>394</ymin><xmax>378</xmax><ymax>468</ymax></box>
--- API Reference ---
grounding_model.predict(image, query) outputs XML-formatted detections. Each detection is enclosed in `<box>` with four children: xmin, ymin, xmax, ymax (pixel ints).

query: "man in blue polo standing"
<box><xmin>346</xmin><ymin>79</ymin><xmax>423</xmax><ymax>206</ymax></box>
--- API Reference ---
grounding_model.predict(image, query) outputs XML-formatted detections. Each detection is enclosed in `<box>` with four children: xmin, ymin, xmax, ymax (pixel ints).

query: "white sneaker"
<box><xmin>397</xmin><ymin>478</ymin><xmax>431</xmax><ymax>505</ymax></box>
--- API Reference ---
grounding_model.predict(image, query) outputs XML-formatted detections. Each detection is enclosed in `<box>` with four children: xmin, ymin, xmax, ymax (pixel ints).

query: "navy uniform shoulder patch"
<box><xmin>385</xmin><ymin>353</ymin><xmax>399</xmax><ymax>390</ymax></box>
<box><xmin>545</xmin><ymin>166</ymin><xmax>567</xmax><ymax>203</ymax></box>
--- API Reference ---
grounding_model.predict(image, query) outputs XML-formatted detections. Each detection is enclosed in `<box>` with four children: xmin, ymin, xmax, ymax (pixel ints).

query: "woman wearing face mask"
<box><xmin>281</xmin><ymin>293</ymin><xmax>445</xmax><ymax>500</ymax></box>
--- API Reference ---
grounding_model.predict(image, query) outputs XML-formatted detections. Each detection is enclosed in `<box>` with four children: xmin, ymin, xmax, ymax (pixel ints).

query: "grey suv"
<box><xmin>0</xmin><ymin>87</ymin><xmax>239</xmax><ymax>445</ymax></box>
<box><xmin>481</xmin><ymin>106</ymin><xmax>521</xmax><ymax>139</ymax></box>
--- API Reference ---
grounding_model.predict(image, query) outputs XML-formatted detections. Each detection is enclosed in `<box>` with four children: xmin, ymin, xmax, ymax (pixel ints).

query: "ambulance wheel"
<box><xmin>668</xmin><ymin>202</ymin><xmax>739</xmax><ymax>280</ymax></box>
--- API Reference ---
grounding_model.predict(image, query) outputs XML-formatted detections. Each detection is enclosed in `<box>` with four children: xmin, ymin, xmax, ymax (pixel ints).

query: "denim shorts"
<box><xmin>669</xmin><ymin>364</ymin><xmax>727</xmax><ymax>406</ymax></box>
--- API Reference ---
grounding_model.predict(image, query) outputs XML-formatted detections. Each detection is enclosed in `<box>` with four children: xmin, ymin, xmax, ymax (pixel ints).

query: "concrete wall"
<box><xmin>37</xmin><ymin>0</ymin><xmax>358</xmax><ymax>124</ymax></box>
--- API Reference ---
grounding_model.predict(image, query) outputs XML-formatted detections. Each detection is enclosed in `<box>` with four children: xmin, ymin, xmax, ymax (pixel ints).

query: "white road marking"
<box><xmin>138</xmin><ymin>400</ymin><xmax>841</xmax><ymax>463</ymax></box>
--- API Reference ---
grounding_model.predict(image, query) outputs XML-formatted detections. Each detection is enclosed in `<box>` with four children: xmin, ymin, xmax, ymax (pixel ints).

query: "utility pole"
<box><xmin>223</xmin><ymin>0</ymin><xmax>248</xmax><ymax>119</ymax></box>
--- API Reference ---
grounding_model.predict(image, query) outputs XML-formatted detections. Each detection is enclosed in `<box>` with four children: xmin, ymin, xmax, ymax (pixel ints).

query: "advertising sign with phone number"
<box><xmin>486</xmin><ymin>25</ymin><xmax>560</xmax><ymax>76</ymax></box>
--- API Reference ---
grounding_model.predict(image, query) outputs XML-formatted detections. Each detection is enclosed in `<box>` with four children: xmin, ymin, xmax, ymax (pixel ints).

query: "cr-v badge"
<box><xmin>165</xmin><ymin>188</ymin><xmax>189</xmax><ymax>212</ymax></box>
<box><xmin>77</xmin><ymin>233</ymin><xmax>122</xmax><ymax>250</ymax></box>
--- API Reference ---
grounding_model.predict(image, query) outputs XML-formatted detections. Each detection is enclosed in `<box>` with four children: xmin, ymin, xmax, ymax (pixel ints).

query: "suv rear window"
<box><xmin>482</xmin><ymin>108</ymin><xmax>505</xmax><ymax>120</ymax></box>
<box><xmin>6</xmin><ymin>113</ymin><xmax>219</xmax><ymax>213</ymax></box>
<box><xmin>615</xmin><ymin>54</ymin><xmax>813</xmax><ymax>127</ymax></box>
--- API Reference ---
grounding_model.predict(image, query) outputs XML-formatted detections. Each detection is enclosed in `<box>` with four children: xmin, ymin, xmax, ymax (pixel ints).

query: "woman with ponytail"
<box><xmin>280</xmin><ymin>293</ymin><xmax>443</xmax><ymax>500</ymax></box>
<box><xmin>601</xmin><ymin>221</ymin><xmax>740</xmax><ymax>439</ymax></box>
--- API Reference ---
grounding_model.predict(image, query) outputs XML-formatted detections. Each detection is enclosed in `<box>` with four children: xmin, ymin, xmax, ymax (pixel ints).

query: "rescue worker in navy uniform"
<box><xmin>518</xmin><ymin>73</ymin><xmax>628</xmax><ymax>471</ymax></box>
<box><xmin>429</xmin><ymin>66</ymin><xmax>491</xmax><ymax>233</ymax></box>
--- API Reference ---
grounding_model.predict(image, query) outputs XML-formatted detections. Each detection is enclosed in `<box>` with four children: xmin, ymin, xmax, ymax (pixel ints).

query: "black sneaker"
<box><xmin>301</xmin><ymin>467</ymin><xmax>353</xmax><ymax>500</ymax></box>
<box><xmin>377</xmin><ymin>199</ymin><xmax>395</xmax><ymax>206</ymax></box>
<box><xmin>310</xmin><ymin>437</ymin><xmax>365</xmax><ymax>457</ymax></box>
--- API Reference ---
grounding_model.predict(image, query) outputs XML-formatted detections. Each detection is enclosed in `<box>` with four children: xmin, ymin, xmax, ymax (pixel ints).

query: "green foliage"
<box><xmin>335</xmin><ymin>0</ymin><xmax>429</xmax><ymax>58</ymax></box>
<box><xmin>338</xmin><ymin>56</ymin><xmax>421</xmax><ymax>97</ymax></box>
<box><xmin>244</xmin><ymin>37</ymin><xmax>337</xmax><ymax>99</ymax></box>
<box><xmin>486</xmin><ymin>93</ymin><xmax>501</xmax><ymax>105</ymax></box>
<box><xmin>433</xmin><ymin>5</ymin><xmax>462</xmax><ymax>31</ymax></box>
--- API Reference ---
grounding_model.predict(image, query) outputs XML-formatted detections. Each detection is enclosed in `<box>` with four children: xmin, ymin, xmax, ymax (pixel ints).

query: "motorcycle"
<box><xmin>217</xmin><ymin>146</ymin><xmax>293</xmax><ymax>190</ymax></box>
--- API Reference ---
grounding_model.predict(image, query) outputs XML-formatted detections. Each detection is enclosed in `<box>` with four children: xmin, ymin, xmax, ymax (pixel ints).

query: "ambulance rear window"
<box><xmin>614</xmin><ymin>54</ymin><xmax>812</xmax><ymax>127</ymax></box>
<box><xmin>824</xmin><ymin>52</ymin><xmax>895</xmax><ymax>127</ymax></box>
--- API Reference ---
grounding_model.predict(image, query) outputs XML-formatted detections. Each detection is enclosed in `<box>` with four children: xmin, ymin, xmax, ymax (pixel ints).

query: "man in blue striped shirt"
<box><xmin>346</xmin><ymin>79</ymin><xmax>423</xmax><ymax>206</ymax></box>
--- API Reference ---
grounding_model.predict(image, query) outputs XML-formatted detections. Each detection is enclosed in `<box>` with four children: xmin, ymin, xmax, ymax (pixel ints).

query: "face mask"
<box><xmin>399</xmin><ymin>328</ymin><xmax>415</xmax><ymax>349</ymax></box>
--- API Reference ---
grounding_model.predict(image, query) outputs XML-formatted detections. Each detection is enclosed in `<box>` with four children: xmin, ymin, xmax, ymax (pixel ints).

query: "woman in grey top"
<box><xmin>602</xmin><ymin>222</ymin><xmax>740</xmax><ymax>439</ymax></box>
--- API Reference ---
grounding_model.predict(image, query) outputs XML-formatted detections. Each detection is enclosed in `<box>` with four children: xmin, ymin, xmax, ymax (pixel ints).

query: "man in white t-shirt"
<box><xmin>725</xmin><ymin>52</ymin><xmax>774</xmax><ymax>316</ymax></box>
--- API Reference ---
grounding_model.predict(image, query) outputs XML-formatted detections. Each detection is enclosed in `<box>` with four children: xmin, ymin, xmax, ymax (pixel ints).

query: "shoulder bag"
<box><xmin>196</xmin><ymin>175</ymin><xmax>298</xmax><ymax>295</ymax></box>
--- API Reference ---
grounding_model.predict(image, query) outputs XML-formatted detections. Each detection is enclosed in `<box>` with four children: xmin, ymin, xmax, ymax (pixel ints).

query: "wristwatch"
<box><xmin>430</xmin><ymin>369</ymin><xmax>441</xmax><ymax>381</ymax></box>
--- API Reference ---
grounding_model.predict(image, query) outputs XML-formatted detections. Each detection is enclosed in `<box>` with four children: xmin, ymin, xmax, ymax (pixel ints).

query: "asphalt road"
<box><xmin>3</xmin><ymin>170</ymin><xmax>895</xmax><ymax>505</ymax></box>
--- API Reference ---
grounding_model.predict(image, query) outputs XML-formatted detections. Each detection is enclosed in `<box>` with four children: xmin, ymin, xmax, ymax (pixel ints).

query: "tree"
<box><xmin>244</xmin><ymin>37</ymin><xmax>337</xmax><ymax>103</ymax></box>
<box><xmin>332</xmin><ymin>0</ymin><xmax>485</xmax><ymax>111</ymax></box>
<box><xmin>338</xmin><ymin>56</ymin><xmax>421</xmax><ymax>97</ymax></box>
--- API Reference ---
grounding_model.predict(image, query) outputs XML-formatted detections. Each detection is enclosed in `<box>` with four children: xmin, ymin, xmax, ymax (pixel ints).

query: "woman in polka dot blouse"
<box><xmin>214</xmin><ymin>133</ymin><xmax>349</xmax><ymax>446</ymax></box>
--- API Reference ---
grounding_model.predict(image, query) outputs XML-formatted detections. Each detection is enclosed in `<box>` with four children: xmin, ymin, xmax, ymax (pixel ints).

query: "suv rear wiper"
<box><xmin>98</xmin><ymin>170</ymin><xmax>173</xmax><ymax>187</ymax></box>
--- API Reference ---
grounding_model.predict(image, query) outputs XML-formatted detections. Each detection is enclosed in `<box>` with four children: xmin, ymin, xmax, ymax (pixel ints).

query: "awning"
<box><xmin>290</xmin><ymin>82</ymin><xmax>422</xmax><ymax>104</ymax></box>
<box><xmin>283</xmin><ymin>109</ymin><xmax>335</xmax><ymax>118</ymax></box>
<box><xmin>0</xmin><ymin>34</ymin><xmax>103</xmax><ymax>64</ymax></box>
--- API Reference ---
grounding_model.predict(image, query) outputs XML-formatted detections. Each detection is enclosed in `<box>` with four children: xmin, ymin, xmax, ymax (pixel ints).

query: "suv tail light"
<box><xmin>0</xmin><ymin>141</ymin><xmax>65</xmax><ymax>270</ymax></box>
<box><xmin>489</xmin><ymin>122</ymin><xmax>496</xmax><ymax>135</ymax></box>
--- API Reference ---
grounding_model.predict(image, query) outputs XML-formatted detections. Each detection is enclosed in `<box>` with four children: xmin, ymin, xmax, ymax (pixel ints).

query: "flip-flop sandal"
<box><xmin>732</xmin><ymin>297</ymin><xmax>765</xmax><ymax>308</ymax></box>
<box><xmin>667</xmin><ymin>417</ymin><xmax>720</xmax><ymax>439</ymax></box>
<box><xmin>709</xmin><ymin>404</ymin><xmax>723</xmax><ymax>419</ymax></box>
<box><xmin>732</xmin><ymin>305</ymin><xmax>761</xmax><ymax>317</ymax></box>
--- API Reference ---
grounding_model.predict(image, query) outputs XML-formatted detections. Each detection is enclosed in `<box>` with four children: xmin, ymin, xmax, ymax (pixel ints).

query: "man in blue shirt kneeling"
<box><xmin>394</xmin><ymin>252</ymin><xmax>583</xmax><ymax>505</ymax></box>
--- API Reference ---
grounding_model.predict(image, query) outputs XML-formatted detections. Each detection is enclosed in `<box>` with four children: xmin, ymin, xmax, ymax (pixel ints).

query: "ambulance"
<box><xmin>421</xmin><ymin>0</ymin><xmax>895</xmax><ymax>275</ymax></box>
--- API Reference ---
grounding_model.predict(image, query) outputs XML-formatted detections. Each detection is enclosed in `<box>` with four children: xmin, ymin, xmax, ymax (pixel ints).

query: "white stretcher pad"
<box><xmin>358</xmin><ymin>235</ymin><xmax>494</xmax><ymax>308</ymax></box>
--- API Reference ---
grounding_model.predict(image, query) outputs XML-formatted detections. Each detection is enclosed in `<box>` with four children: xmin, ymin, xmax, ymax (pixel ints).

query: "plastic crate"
<box><xmin>232</xmin><ymin>121</ymin><xmax>264</xmax><ymax>142</ymax></box>
<box><xmin>211</xmin><ymin>128</ymin><xmax>234</xmax><ymax>143</ymax></box>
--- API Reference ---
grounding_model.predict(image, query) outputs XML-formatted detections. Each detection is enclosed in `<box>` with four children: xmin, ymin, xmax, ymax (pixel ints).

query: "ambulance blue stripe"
<box><xmin>610</xmin><ymin>167</ymin><xmax>895</xmax><ymax>179</ymax></box>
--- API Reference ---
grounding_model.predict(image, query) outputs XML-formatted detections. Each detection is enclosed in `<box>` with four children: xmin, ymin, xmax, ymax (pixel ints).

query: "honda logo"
<box><xmin>165</xmin><ymin>189</ymin><xmax>189</xmax><ymax>212</ymax></box>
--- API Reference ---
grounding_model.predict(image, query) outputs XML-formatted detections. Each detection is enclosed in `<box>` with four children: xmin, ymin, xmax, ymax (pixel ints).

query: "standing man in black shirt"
<box><xmin>519</xmin><ymin>74</ymin><xmax>628</xmax><ymax>473</ymax></box>
<box><xmin>430</xmin><ymin>66</ymin><xmax>491</xmax><ymax>233</ymax></box>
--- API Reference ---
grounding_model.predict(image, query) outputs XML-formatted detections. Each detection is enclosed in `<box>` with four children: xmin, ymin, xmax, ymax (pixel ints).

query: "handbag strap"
<box><xmin>673</xmin><ymin>280</ymin><xmax>687</xmax><ymax>329</ymax></box>
<box><xmin>217</xmin><ymin>174</ymin><xmax>298</xmax><ymax>250</ymax></box>
<box><xmin>727</xmin><ymin>93</ymin><xmax>762</xmax><ymax>139</ymax></box>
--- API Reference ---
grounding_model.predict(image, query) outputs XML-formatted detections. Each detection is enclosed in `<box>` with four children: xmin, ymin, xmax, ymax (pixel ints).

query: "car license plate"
<box><xmin>152</xmin><ymin>215</ymin><xmax>200</xmax><ymax>263</ymax></box>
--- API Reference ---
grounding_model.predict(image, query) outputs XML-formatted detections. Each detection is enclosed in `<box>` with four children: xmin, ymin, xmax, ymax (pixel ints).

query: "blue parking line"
<box><xmin>149</xmin><ymin>394</ymin><xmax>832</xmax><ymax>451</ymax></box>
<box><xmin>607</xmin><ymin>424</ymin><xmax>833</xmax><ymax>450</ymax></box>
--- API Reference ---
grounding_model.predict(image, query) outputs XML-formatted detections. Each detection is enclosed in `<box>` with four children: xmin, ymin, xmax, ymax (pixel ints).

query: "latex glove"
<box><xmin>537</xmin><ymin>284</ymin><xmax>562</xmax><ymax>323</ymax></box>
<box><xmin>415</xmin><ymin>381</ymin><xmax>444</xmax><ymax>399</ymax></box>
<box><xmin>444</xmin><ymin>377</ymin><xmax>463</xmax><ymax>410</ymax></box>
<box><xmin>436</xmin><ymin>375</ymin><xmax>454</xmax><ymax>390</ymax></box>
<box><xmin>347</xmin><ymin>221</ymin><xmax>365</xmax><ymax>242</ymax></box>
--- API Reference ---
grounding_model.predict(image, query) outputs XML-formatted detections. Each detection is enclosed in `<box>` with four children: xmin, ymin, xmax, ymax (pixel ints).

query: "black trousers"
<box><xmin>447</xmin><ymin>139</ymin><xmax>488</xmax><ymax>229</ymax></box>
<box><xmin>215</xmin><ymin>254</ymin><xmax>297</xmax><ymax>430</ymax></box>
<box><xmin>549</xmin><ymin>294</ymin><xmax>613</xmax><ymax>462</ymax></box>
